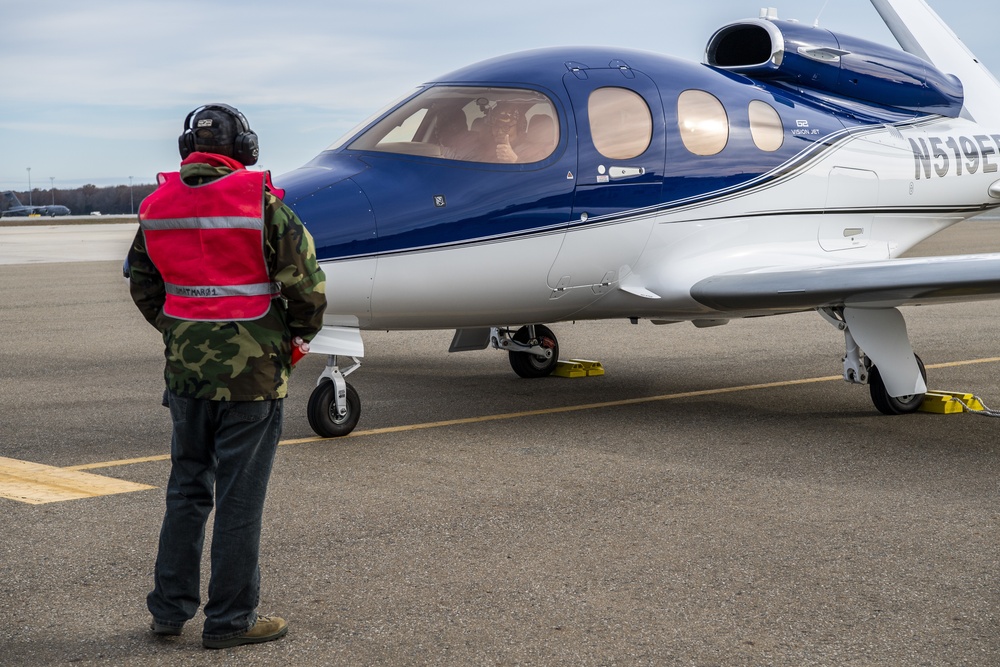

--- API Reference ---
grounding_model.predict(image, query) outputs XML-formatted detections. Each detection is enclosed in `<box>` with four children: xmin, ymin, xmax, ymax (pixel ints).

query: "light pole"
<box><xmin>129</xmin><ymin>176</ymin><xmax>134</xmax><ymax>215</ymax></box>
<box><xmin>26</xmin><ymin>167</ymin><xmax>31</xmax><ymax>206</ymax></box>
<box><xmin>50</xmin><ymin>177</ymin><xmax>55</xmax><ymax>205</ymax></box>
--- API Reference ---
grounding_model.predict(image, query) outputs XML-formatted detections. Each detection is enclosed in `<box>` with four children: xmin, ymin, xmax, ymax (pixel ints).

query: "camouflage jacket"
<box><xmin>127</xmin><ymin>156</ymin><xmax>327</xmax><ymax>401</ymax></box>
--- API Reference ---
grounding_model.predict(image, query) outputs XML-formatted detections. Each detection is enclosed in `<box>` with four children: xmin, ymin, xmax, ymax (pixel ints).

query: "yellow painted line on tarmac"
<box><xmin>279</xmin><ymin>356</ymin><xmax>1000</xmax><ymax>445</ymax></box>
<box><xmin>925</xmin><ymin>356</ymin><xmax>1000</xmax><ymax>369</ymax></box>
<box><xmin>65</xmin><ymin>453</ymin><xmax>169</xmax><ymax>472</ymax></box>
<box><xmin>0</xmin><ymin>456</ymin><xmax>156</xmax><ymax>505</ymax></box>
<box><xmin>29</xmin><ymin>355</ymin><xmax>1000</xmax><ymax>484</ymax></box>
<box><xmin>279</xmin><ymin>373</ymin><xmax>846</xmax><ymax>446</ymax></box>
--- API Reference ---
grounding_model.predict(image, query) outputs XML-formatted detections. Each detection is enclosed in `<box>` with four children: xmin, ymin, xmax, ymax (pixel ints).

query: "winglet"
<box><xmin>870</xmin><ymin>0</ymin><xmax>1000</xmax><ymax>123</ymax></box>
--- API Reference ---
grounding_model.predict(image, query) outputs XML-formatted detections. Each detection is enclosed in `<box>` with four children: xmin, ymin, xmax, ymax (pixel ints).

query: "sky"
<box><xmin>2</xmin><ymin>0</ymin><xmax>997</xmax><ymax>191</ymax></box>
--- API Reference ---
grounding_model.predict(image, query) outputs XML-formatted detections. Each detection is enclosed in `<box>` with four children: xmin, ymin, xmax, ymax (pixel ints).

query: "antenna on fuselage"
<box><xmin>759</xmin><ymin>7</ymin><xmax>778</xmax><ymax>20</ymax></box>
<box><xmin>812</xmin><ymin>0</ymin><xmax>831</xmax><ymax>27</ymax></box>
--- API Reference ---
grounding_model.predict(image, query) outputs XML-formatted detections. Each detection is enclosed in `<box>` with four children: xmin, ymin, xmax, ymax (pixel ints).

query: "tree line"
<box><xmin>2</xmin><ymin>183</ymin><xmax>158</xmax><ymax>216</ymax></box>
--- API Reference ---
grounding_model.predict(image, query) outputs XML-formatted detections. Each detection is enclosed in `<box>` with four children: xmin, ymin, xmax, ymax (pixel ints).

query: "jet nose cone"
<box><xmin>274</xmin><ymin>154</ymin><xmax>369</xmax><ymax>206</ymax></box>
<box><xmin>275</xmin><ymin>157</ymin><xmax>377</xmax><ymax>262</ymax></box>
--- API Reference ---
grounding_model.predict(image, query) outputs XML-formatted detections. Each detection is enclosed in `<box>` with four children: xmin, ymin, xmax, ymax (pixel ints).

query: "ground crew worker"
<box><xmin>126</xmin><ymin>103</ymin><xmax>326</xmax><ymax>649</ymax></box>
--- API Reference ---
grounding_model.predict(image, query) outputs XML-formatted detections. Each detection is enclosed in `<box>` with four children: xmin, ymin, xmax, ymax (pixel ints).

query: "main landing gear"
<box><xmin>819</xmin><ymin>307</ymin><xmax>927</xmax><ymax>415</ymax></box>
<box><xmin>491</xmin><ymin>324</ymin><xmax>560</xmax><ymax>378</ymax></box>
<box><xmin>867</xmin><ymin>354</ymin><xmax>927</xmax><ymax>415</ymax></box>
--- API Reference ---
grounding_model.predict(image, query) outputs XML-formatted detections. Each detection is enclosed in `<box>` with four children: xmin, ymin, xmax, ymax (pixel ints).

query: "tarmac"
<box><xmin>0</xmin><ymin>219</ymin><xmax>998</xmax><ymax>666</ymax></box>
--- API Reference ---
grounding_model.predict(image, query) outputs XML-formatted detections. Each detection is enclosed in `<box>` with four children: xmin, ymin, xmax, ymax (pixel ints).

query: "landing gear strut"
<box><xmin>819</xmin><ymin>307</ymin><xmax>927</xmax><ymax>415</ymax></box>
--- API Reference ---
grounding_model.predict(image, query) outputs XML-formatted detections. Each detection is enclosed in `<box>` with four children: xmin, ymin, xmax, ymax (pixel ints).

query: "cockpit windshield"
<box><xmin>347</xmin><ymin>86</ymin><xmax>559</xmax><ymax>164</ymax></box>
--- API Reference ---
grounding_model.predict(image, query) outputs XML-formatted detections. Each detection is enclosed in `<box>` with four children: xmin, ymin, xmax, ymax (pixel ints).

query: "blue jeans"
<box><xmin>147</xmin><ymin>392</ymin><xmax>283</xmax><ymax>641</ymax></box>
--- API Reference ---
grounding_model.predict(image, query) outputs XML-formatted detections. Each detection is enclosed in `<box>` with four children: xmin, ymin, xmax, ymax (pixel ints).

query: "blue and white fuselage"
<box><xmin>276</xmin><ymin>0</ymin><xmax>1000</xmax><ymax>434</ymax></box>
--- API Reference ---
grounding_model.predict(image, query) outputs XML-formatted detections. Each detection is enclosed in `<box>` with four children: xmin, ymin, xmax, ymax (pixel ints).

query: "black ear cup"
<box><xmin>177</xmin><ymin>103</ymin><xmax>258</xmax><ymax>164</ymax></box>
<box><xmin>233</xmin><ymin>128</ymin><xmax>260</xmax><ymax>166</ymax></box>
<box><xmin>178</xmin><ymin>108</ymin><xmax>199</xmax><ymax>159</ymax></box>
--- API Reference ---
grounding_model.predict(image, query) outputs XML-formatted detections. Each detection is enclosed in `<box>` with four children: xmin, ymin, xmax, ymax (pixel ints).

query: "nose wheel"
<box><xmin>307</xmin><ymin>355</ymin><xmax>362</xmax><ymax>437</ymax></box>
<box><xmin>308</xmin><ymin>380</ymin><xmax>361</xmax><ymax>437</ymax></box>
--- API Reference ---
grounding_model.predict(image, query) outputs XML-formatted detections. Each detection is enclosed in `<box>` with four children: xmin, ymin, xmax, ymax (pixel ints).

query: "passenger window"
<box><xmin>749</xmin><ymin>100</ymin><xmax>783</xmax><ymax>152</ymax></box>
<box><xmin>677</xmin><ymin>90</ymin><xmax>729</xmax><ymax>156</ymax></box>
<box><xmin>588</xmin><ymin>87</ymin><xmax>652</xmax><ymax>160</ymax></box>
<box><xmin>348</xmin><ymin>86</ymin><xmax>558</xmax><ymax>163</ymax></box>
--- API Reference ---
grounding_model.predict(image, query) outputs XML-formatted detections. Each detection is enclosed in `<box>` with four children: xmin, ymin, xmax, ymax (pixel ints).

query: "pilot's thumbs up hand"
<box><xmin>496</xmin><ymin>134</ymin><xmax>517</xmax><ymax>162</ymax></box>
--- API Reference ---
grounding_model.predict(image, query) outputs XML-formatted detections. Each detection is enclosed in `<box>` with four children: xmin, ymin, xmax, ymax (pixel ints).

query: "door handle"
<box><xmin>609</xmin><ymin>166</ymin><xmax>646</xmax><ymax>180</ymax></box>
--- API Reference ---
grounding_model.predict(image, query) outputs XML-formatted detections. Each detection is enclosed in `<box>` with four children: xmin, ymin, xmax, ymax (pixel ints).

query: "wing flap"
<box><xmin>690</xmin><ymin>253</ymin><xmax>1000</xmax><ymax>312</ymax></box>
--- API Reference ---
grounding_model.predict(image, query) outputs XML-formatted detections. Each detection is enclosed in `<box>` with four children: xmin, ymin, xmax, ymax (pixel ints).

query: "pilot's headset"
<box><xmin>178</xmin><ymin>103</ymin><xmax>259</xmax><ymax>165</ymax></box>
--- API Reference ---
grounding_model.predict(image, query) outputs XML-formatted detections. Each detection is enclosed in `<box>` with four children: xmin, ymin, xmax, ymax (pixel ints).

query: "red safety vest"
<box><xmin>139</xmin><ymin>169</ymin><xmax>278</xmax><ymax>321</ymax></box>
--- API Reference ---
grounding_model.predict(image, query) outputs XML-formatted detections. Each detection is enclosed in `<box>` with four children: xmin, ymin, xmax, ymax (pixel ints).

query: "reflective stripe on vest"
<box><xmin>139</xmin><ymin>170</ymin><xmax>277</xmax><ymax>322</ymax></box>
<box><xmin>140</xmin><ymin>216</ymin><xmax>264</xmax><ymax>231</ymax></box>
<box><xmin>164</xmin><ymin>282</ymin><xmax>279</xmax><ymax>298</ymax></box>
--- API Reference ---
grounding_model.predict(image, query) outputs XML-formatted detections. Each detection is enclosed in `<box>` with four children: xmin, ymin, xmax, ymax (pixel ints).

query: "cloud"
<box><xmin>2</xmin><ymin>0</ymin><xmax>996</xmax><ymax>189</ymax></box>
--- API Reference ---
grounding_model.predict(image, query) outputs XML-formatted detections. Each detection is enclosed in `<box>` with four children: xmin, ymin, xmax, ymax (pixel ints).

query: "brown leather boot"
<box><xmin>202</xmin><ymin>614</ymin><xmax>288</xmax><ymax>649</ymax></box>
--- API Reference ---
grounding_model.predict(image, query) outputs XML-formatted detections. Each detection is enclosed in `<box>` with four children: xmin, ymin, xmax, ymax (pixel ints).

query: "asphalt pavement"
<box><xmin>0</xmin><ymin>220</ymin><xmax>998</xmax><ymax>666</ymax></box>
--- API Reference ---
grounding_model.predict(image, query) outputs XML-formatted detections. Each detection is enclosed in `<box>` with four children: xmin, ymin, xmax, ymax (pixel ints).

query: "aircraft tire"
<box><xmin>868</xmin><ymin>354</ymin><xmax>926</xmax><ymax>415</ymax></box>
<box><xmin>509</xmin><ymin>324</ymin><xmax>559</xmax><ymax>378</ymax></box>
<box><xmin>307</xmin><ymin>379</ymin><xmax>361</xmax><ymax>437</ymax></box>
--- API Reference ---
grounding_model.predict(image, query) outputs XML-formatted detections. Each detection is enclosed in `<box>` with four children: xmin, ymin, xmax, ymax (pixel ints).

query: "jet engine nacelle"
<box><xmin>705</xmin><ymin>18</ymin><xmax>964</xmax><ymax>117</ymax></box>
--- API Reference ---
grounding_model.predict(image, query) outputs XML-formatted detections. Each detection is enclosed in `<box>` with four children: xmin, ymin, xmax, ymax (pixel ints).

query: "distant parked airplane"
<box><xmin>1</xmin><ymin>191</ymin><xmax>70</xmax><ymax>217</ymax></box>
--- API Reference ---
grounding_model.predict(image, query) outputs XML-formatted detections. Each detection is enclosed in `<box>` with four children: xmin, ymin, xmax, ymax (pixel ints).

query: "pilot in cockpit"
<box><xmin>443</xmin><ymin>101</ymin><xmax>556</xmax><ymax>164</ymax></box>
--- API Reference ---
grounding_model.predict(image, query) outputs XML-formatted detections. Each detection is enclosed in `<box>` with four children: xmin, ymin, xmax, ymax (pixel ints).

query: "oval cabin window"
<box><xmin>749</xmin><ymin>100</ymin><xmax>784</xmax><ymax>152</ymax></box>
<box><xmin>588</xmin><ymin>87</ymin><xmax>653</xmax><ymax>160</ymax></box>
<box><xmin>677</xmin><ymin>90</ymin><xmax>729</xmax><ymax>156</ymax></box>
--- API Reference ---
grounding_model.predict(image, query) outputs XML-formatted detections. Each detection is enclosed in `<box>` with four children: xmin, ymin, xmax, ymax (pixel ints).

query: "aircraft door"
<box><xmin>820</xmin><ymin>167</ymin><xmax>876</xmax><ymax>251</ymax></box>
<box><xmin>550</xmin><ymin>66</ymin><xmax>666</xmax><ymax>297</ymax></box>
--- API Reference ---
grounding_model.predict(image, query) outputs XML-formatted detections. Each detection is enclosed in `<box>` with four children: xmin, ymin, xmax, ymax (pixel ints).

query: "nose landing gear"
<box><xmin>306</xmin><ymin>355</ymin><xmax>362</xmax><ymax>438</ymax></box>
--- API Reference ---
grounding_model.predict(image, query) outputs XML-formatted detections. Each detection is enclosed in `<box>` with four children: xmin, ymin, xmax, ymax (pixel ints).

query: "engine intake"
<box><xmin>705</xmin><ymin>18</ymin><xmax>963</xmax><ymax>117</ymax></box>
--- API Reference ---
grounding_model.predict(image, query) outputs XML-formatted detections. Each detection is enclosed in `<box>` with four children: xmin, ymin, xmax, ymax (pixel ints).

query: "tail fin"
<box><xmin>871</xmin><ymin>0</ymin><xmax>1000</xmax><ymax>123</ymax></box>
<box><xmin>2</xmin><ymin>191</ymin><xmax>23</xmax><ymax>207</ymax></box>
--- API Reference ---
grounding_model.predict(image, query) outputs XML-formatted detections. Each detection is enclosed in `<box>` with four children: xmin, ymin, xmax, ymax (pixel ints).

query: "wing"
<box><xmin>690</xmin><ymin>253</ymin><xmax>1000</xmax><ymax>312</ymax></box>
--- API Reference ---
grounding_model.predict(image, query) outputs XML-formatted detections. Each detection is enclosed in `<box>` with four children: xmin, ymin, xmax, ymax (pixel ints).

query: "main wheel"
<box><xmin>868</xmin><ymin>354</ymin><xmax>926</xmax><ymax>415</ymax></box>
<box><xmin>508</xmin><ymin>324</ymin><xmax>559</xmax><ymax>378</ymax></box>
<box><xmin>307</xmin><ymin>380</ymin><xmax>361</xmax><ymax>437</ymax></box>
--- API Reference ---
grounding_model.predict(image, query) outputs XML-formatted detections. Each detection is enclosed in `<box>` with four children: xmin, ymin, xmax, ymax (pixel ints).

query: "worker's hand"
<box><xmin>291</xmin><ymin>336</ymin><xmax>310</xmax><ymax>366</ymax></box>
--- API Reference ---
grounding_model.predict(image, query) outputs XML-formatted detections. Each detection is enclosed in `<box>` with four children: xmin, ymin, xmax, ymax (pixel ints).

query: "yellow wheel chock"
<box><xmin>552</xmin><ymin>359</ymin><xmax>605</xmax><ymax>378</ymax></box>
<box><xmin>918</xmin><ymin>391</ymin><xmax>986</xmax><ymax>414</ymax></box>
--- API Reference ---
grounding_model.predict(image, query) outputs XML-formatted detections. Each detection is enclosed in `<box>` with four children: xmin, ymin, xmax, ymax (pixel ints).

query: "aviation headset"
<box><xmin>178</xmin><ymin>103</ymin><xmax>259</xmax><ymax>165</ymax></box>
